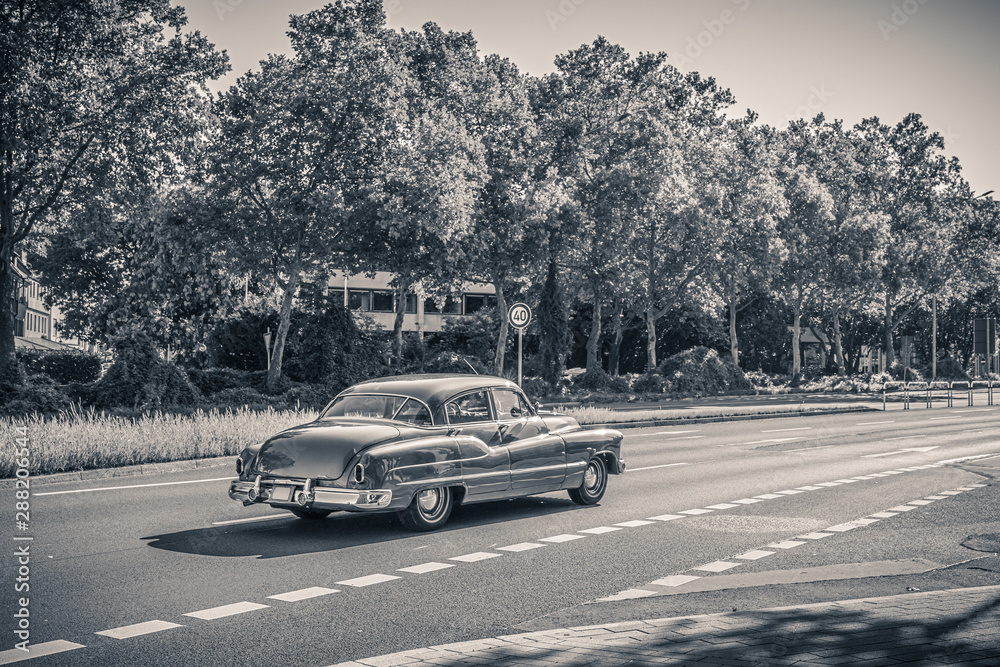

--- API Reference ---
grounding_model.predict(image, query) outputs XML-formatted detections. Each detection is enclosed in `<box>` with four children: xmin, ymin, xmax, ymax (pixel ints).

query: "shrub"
<box><xmin>281</xmin><ymin>384</ymin><xmax>334</xmax><ymax>410</ymax></box>
<box><xmin>0</xmin><ymin>355</ymin><xmax>26</xmax><ymax>397</ymax></box>
<box><xmin>632</xmin><ymin>372</ymin><xmax>668</xmax><ymax>393</ymax></box>
<box><xmin>93</xmin><ymin>331</ymin><xmax>199</xmax><ymax>408</ymax></box>
<box><xmin>888</xmin><ymin>361</ymin><xmax>923</xmax><ymax>382</ymax></box>
<box><xmin>427</xmin><ymin>311</ymin><xmax>498</xmax><ymax>369</ymax></box>
<box><xmin>931</xmin><ymin>355</ymin><xmax>970</xmax><ymax>381</ymax></box>
<box><xmin>658</xmin><ymin>346</ymin><xmax>754</xmax><ymax>396</ymax></box>
<box><xmin>573</xmin><ymin>371</ymin><xmax>629</xmax><ymax>393</ymax></box>
<box><xmin>17</xmin><ymin>349</ymin><xmax>102</xmax><ymax>384</ymax></box>
<box><xmin>0</xmin><ymin>385</ymin><xmax>72</xmax><ymax>416</ymax></box>
<box><xmin>213</xmin><ymin>387</ymin><xmax>268</xmax><ymax>406</ymax></box>
<box><xmin>187</xmin><ymin>367</ymin><xmax>255</xmax><ymax>396</ymax></box>
<box><xmin>519</xmin><ymin>376</ymin><xmax>553</xmax><ymax>400</ymax></box>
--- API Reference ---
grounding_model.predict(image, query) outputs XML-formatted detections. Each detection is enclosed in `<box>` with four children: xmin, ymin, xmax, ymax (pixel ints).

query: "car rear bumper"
<box><xmin>229</xmin><ymin>478</ymin><xmax>393</xmax><ymax>511</ymax></box>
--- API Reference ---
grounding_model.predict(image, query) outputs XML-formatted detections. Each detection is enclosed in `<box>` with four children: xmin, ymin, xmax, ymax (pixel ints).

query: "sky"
<box><xmin>174</xmin><ymin>0</ymin><xmax>1000</xmax><ymax>196</ymax></box>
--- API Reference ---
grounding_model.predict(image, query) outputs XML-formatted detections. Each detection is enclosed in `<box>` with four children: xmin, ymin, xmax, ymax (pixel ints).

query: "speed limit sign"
<box><xmin>507</xmin><ymin>302</ymin><xmax>532</xmax><ymax>330</ymax></box>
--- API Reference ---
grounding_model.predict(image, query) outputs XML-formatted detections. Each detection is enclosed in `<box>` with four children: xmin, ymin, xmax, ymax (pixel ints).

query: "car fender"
<box><xmin>354</xmin><ymin>435</ymin><xmax>464</xmax><ymax>503</ymax></box>
<box><xmin>559</xmin><ymin>428</ymin><xmax>625</xmax><ymax>488</ymax></box>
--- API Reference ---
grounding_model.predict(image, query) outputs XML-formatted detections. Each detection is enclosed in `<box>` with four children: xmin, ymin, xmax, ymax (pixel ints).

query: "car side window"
<box><xmin>445</xmin><ymin>391</ymin><xmax>493</xmax><ymax>424</ymax></box>
<box><xmin>393</xmin><ymin>398</ymin><xmax>432</xmax><ymax>426</ymax></box>
<box><xmin>493</xmin><ymin>389</ymin><xmax>531</xmax><ymax>421</ymax></box>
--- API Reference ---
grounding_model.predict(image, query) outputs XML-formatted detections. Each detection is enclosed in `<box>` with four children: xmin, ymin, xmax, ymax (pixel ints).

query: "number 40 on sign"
<box><xmin>507</xmin><ymin>303</ymin><xmax>532</xmax><ymax>386</ymax></box>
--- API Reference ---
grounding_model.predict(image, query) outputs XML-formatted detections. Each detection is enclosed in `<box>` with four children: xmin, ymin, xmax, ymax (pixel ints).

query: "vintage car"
<box><xmin>228</xmin><ymin>374</ymin><xmax>625</xmax><ymax>531</ymax></box>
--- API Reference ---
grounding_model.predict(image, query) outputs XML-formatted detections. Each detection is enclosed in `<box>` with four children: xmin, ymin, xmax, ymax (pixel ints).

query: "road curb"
<box><xmin>587</xmin><ymin>405</ymin><xmax>877</xmax><ymax>430</ymax></box>
<box><xmin>4</xmin><ymin>406</ymin><xmax>875</xmax><ymax>487</ymax></box>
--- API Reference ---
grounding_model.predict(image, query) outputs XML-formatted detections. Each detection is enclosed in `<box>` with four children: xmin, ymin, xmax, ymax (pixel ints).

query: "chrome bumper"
<box><xmin>229</xmin><ymin>477</ymin><xmax>392</xmax><ymax>511</ymax></box>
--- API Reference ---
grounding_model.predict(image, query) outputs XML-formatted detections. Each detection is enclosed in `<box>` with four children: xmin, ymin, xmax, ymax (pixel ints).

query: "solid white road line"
<box><xmin>212</xmin><ymin>513</ymin><xmax>295</xmax><ymax>525</ymax></box>
<box><xmin>760</xmin><ymin>427</ymin><xmax>812</xmax><ymax>433</ymax></box>
<box><xmin>596</xmin><ymin>589</ymin><xmax>658</xmax><ymax>602</ymax></box>
<box><xmin>34</xmin><ymin>477</ymin><xmax>236</xmax><ymax>496</ymax></box>
<box><xmin>627</xmin><ymin>462</ymin><xmax>690</xmax><ymax>472</ymax></box>
<box><xmin>96</xmin><ymin>620</ymin><xmax>182</xmax><ymax>639</ymax></box>
<box><xmin>785</xmin><ymin>445</ymin><xmax>834</xmax><ymax>452</ymax></box>
<box><xmin>857</xmin><ymin>421</ymin><xmax>895</xmax><ymax>425</ymax></box>
<box><xmin>268</xmin><ymin>587</ymin><xmax>339</xmax><ymax>602</ymax></box>
<box><xmin>0</xmin><ymin>640</ymin><xmax>85</xmax><ymax>665</ymax></box>
<box><xmin>184</xmin><ymin>602</ymin><xmax>268</xmax><ymax>620</ymax></box>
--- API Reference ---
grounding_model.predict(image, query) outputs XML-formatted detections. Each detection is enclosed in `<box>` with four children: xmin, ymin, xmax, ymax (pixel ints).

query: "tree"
<box><xmin>852</xmin><ymin>114</ymin><xmax>967</xmax><ymax>366</ymax></box>
<box><xmin>0</xmin><ymin>0</ymin><xmax>228</xmax><ymax>378</ymax></box>
<box><xmin>211</xmin><ymin>0</ymin><xmax>406</xmax><ymax>391</ymax></box>
<box><xmin>709</xmin><ymin>118</ymin><xmax>786</xmax><ymax>368</ymax></box>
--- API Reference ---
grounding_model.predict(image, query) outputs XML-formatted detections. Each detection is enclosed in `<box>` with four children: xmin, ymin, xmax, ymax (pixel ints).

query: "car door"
<box><xmin>448</xmin><ymin>390</ymin><xmax>510</xmax><ymax>498</ymax></box>
<box><xmin>493</xmin><ymin>388</ymin><xmax>566</xmax><ymax>492</ymax></box>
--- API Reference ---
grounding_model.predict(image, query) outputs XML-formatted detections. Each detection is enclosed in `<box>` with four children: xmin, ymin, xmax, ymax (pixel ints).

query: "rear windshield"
<box><xmin>321</xmin><ymin>395</ymin><xmax>433</xmax><ymax>426</ymax></box>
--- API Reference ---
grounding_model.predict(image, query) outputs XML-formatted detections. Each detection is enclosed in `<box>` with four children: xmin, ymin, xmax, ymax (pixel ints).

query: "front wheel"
<box><xmin>290</xmin><ymin>509</ymin><xmax>332</xmax><ymax>520</ymax></box>
<box><xmin>568</xmin><ymin>457</ymin><xmax>607</xmax><ymax>505</ymax></box>
<box><xmin>398</xmin><ymin>487</ymin><xmax>453</xmax><ymax>531</ymax></box>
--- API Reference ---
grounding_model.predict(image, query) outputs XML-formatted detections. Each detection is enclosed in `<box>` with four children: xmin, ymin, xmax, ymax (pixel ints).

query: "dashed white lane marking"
<box><xmin>539</xmin><ymin>534</ymin><xmax>586</xmax><ymax>543</ymax></box>
<box><xmin>268</xmin><ymin>587</ymin><xmax>339</xmax><ymax>602</ymax></box>
<box><xmin>96</xmin><ymin>620</ymin><xmax>182</xmax><ymax>639</ymax></box>
<box><xmin>706</xmin><ymin>503</ymin><xmax>739</xmax><ymax>510</ymax></box>
<box><xmin>735</xmin><ymin>550</ymin><xmax>774</xmax><ymax>560</ymax></box>
<box><xmin>815</xmin><ymin>482</ymin><xmax>841</xmax><ymax>487</ymax></box>
<box><xmin>650</xmin><ymin>575</ymin><xmax>701</xmax><ymax>587</ymax></box>
<box><xmin>888</xmin><ymin>505</ymin><xmax>918</xmax><ymax>512</ymax></box>
<box><xmin>925</xmin><ymin>495</ymin><xmax>948</xmax><ymax>500</ymax></box>
<box><xmin>731</xmin><ymin>498</ymin><xmax>763</xmax><ymax>504</ymax></box>
<box><xmin>397</xmin><ymin>562</ymin><xmax>454</xmax><ymax>574</ymax></box>
<box><xmin>797</xmin><ymin>486</ymin><xmax>823</xmax><ymax>491</ymax></box>
<box><xmin>0</xmin><ymin>640</ymin><xmax>86</xmax><ymax>664</ymax></box>
<box><xmin>184</xmin><ymin>602</ymin><xmax>268</xmax><ymax>620</ymax></box>
<box><xmin>768</xmin><ymin>540</ymin><xmax>806</xmax><ymax>549</ymax></box>
<box><xmin>34</xmin><ymin>477</ymin><xmax>236</xmax><ymax>497</ymax></box>
<box><xmin>449</xmin><ymin>552</ymin><xmax>502</xmax><ymax>562</ymax></box>
<box><xmin>928</xmin><ymin>416</ymin><xmax>961</xmax><ymax>420</ymax></box>
<box><xmin>907</xmin><ymin>499</ymin><xmax>934</xmax><ymax>505</ymax></box>
<box><xmin>212</xmin><ymin>513</ymin><xmax>295</xmax><ymax>525</ymax></box>
<box><xmin>662</xmin><ymin>436</ymin><xmax>706</xmax><ymax>442</ymax></box>
<box><xmin>825</xmin><ymin>523</ymin><xmax>861</xmax><ymax>532</ymax></box>
<box><xmin>336</xmin><ymin>574</ymin><xmax>402</xmax><ymax>587</ymax></box>
<box><xmin>616</xmin><ymin>520</ymin><xmax>655</xmax><ymax>528</ymax></box>
<box><xmin>678</xmin><ymin>508</ymin><xmax>713</xmax><ymax>515</ymax></box>
<box><xmin>776</xmin><ymin>489</ymin><xmax>805</xmax><ymax>495</ymax></box>
<box><xmin>938</xmin><ymin>490</ymin><xmax>964</xmax><ymax>495</ymax></box>
<box><xmin>579</xmin><ymin>526</ymin><xmax>621</xmax><ymax>534</ymax></box>
<box><xmin>883</xmin><ymin>435</ymin><xmax>927</xmax><ymax>441</ymax></box>
<box><xmin>652</xmin><ymin>430</ymin><xmax>701</xmax><ymax>435</ymax></box>
<box><xmin>871</xmin><ymin>511</ymin><xmax>898</xmax><ymax>518</ymax></box>
<box><xmin>754</xmin><ymin>493</ymin><xmax>784</xmax><ymax>499</ymax></box>
<box><xmin>498</xmin><ymin>542</ymin><xmax>545</xmax><ymax>552</ymax></box>
<box><xmin>760</xmin><ymin>427</ymin><xmax>812</xmax><ymax>433</ymax></box>
<box><xmin>857</xmin><ymin>420</ymin><xmax>895</xmax><ymax>425</ymax></box>
<box><xmin>627</xmin><ymin>462</ymin><xmax>690</xmax><ymax>472</ymax></box>
<box><xmin>798</xmin><ymin>532</ymin><xmax>833</xmax><ymax>540</ymax></box>
<box><xmin>732</xmin><ymin>437</ymin><xmax>803</xmax><ymax>446</ymax></box>
<box><xmin>692</xmin><ymin>561</ymin><xmax>741</xmax><ymax>573</ymax></box>
<box><xmin>648</xmin><ymin>514</ymin><xmax>685</xmax><ymax>521</ymax></box>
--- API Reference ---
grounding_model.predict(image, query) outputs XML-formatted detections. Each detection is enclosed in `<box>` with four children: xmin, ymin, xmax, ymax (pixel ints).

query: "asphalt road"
<box><xmin>2</xmin><ymin>406</ymin><xmax>998</xmax><ymax>666</ymax></box>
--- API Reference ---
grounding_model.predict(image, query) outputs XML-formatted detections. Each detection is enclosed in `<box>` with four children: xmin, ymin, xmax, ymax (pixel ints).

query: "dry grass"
<box><xmin>0</xmin><ymin>405</ymin><xmax>318</xmax><ymax>478</ymax></box>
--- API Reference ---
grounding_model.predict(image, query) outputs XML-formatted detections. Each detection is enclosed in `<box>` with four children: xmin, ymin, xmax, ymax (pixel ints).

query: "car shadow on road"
<box><xmin>142</xmin><ymin>495</ymin><xmax>584</xmax><ymax>559</ymax></box>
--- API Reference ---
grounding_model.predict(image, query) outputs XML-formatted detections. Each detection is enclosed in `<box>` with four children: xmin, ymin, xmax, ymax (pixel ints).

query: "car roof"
<box><xmin>340</xmin><ymin>374</ymin><xmax>520</xmax><ymax>408</ymax></box>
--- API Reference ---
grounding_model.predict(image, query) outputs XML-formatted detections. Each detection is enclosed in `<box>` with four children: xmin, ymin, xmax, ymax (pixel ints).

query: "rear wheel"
<box><xmin>568</xmin><ymin>456</ymin><xmax>607</xmax><ymax>505</ymax></box>
<box><xmin>398</xmin><ymin>487</ymin><xmax>453</xmax><ymax>531</ymax></box>
<box><xmin>290</xmin><ymin>509</ymin><xmax>332</xmax><ymax>520</ymax></box>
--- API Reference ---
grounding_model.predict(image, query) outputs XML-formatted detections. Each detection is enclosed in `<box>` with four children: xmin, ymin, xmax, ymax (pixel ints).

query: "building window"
<box><xmin>348</xmin><ymin>290</ymin><xmax>370</xmax><ymax>311</ymax></box>
<box><xmin>463</xmin><ymin>294</ymin><xmax>496</xmax><ymax>315</ymax></box>
<box><xmin>404</xmin><ymin>294</ymin><xmax>417</xmax><ymax>314</ymax></box>
<box><xmin>371</xmin><ymin>290</ymin><xmax>395</xmax><ymax>313</ymax></box>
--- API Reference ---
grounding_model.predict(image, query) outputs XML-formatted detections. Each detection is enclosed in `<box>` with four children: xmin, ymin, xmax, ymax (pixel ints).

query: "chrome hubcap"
<box><xmin>417</xmin><ymin>489</ymin><xmax>441</xmax><ymax>513</ymax></box>
<box><xmin>584</xmin><ymin>464</ymin><xmax>599</xmax><ymax>490</ymax></box>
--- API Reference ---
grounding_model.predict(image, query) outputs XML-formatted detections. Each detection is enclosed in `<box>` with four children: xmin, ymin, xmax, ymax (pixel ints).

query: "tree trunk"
<box><xmin>791</xmin><ymin>306</ymin><xmax>802</xmax><ymax>377</ymax></box>
<box><xmin>391</xmin><ymin>278</ymin><xmax>412</xmax><ymax>367</ymax></box>
<box><xmin>585</xmin><ymin>296</ymin><xmax>602</xmax><ymax>376</ymax></box>
<box><xmin>832</xmin><ymin>305</ymin><xmax>846</xmax><ymax>377</ymax></box>
<box><xmin>267</xmin><ymin>267</ymin><xmax>302</xmax><ymax>392</ymax></box>
<box><xmin>608</xmin><ymin>304</ymin><xmax>623</xmax><ymax>376</ymax></box>
<box><xmin>883</xmin><ymin>294</ymin><xmax>895</xmax><ymax>367</ymax></box>
<box><xmin>728</xmin><ymin>299</ymin><xmax>739</xmax><ymax>368</ymax></box>
<box><xmin>0</xmin><ymin>259</ymin><xmax>15</xmax><ymax>380</ymax></box>
<box><xmin>492</xmin><ymin>278</ymin><xmax>507</xmax><ymax>375</ymax></box>
<box><xmin>645</xmin><ymin>309</ymin><xmax>657</xmax><ymax>372</ymax></box>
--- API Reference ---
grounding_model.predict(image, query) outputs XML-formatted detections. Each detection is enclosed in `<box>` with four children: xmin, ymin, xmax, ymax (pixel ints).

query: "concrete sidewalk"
<box><xmin>331</xmin><ymin>585</ymin><xmax>1000</xmax><ymax>666</ymax></box>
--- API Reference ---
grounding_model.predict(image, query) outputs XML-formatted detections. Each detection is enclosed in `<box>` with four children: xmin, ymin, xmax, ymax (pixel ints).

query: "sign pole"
<box><xmin>506</xmin><ymin>302</ymin><xmax>532</xmax><ymax>387</ymax></box>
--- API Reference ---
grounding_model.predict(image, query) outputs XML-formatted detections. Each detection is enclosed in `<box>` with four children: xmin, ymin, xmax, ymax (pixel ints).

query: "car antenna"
<box><xmin>463</xmin><ymin>359</ymin><xmax>480</xmax><ymax>375</ymax></box>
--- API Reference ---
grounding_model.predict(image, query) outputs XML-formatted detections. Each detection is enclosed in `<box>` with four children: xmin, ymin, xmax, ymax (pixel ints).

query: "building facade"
<box><xmin>9</xmin><ymin>251</ymin><xmax>97</xmax><ymax>353</ymax></box>
<box><xmin>329</xmin><ymin>270</ymin><xmax>496</xmax><ymax>333</ymax></box>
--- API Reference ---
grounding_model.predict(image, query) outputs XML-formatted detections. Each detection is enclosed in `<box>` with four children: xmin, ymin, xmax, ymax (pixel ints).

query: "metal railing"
<box><xmin>881</xmin><ymin>379</ymin><xmax>995</xmax><ymax>410</ymax></box>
